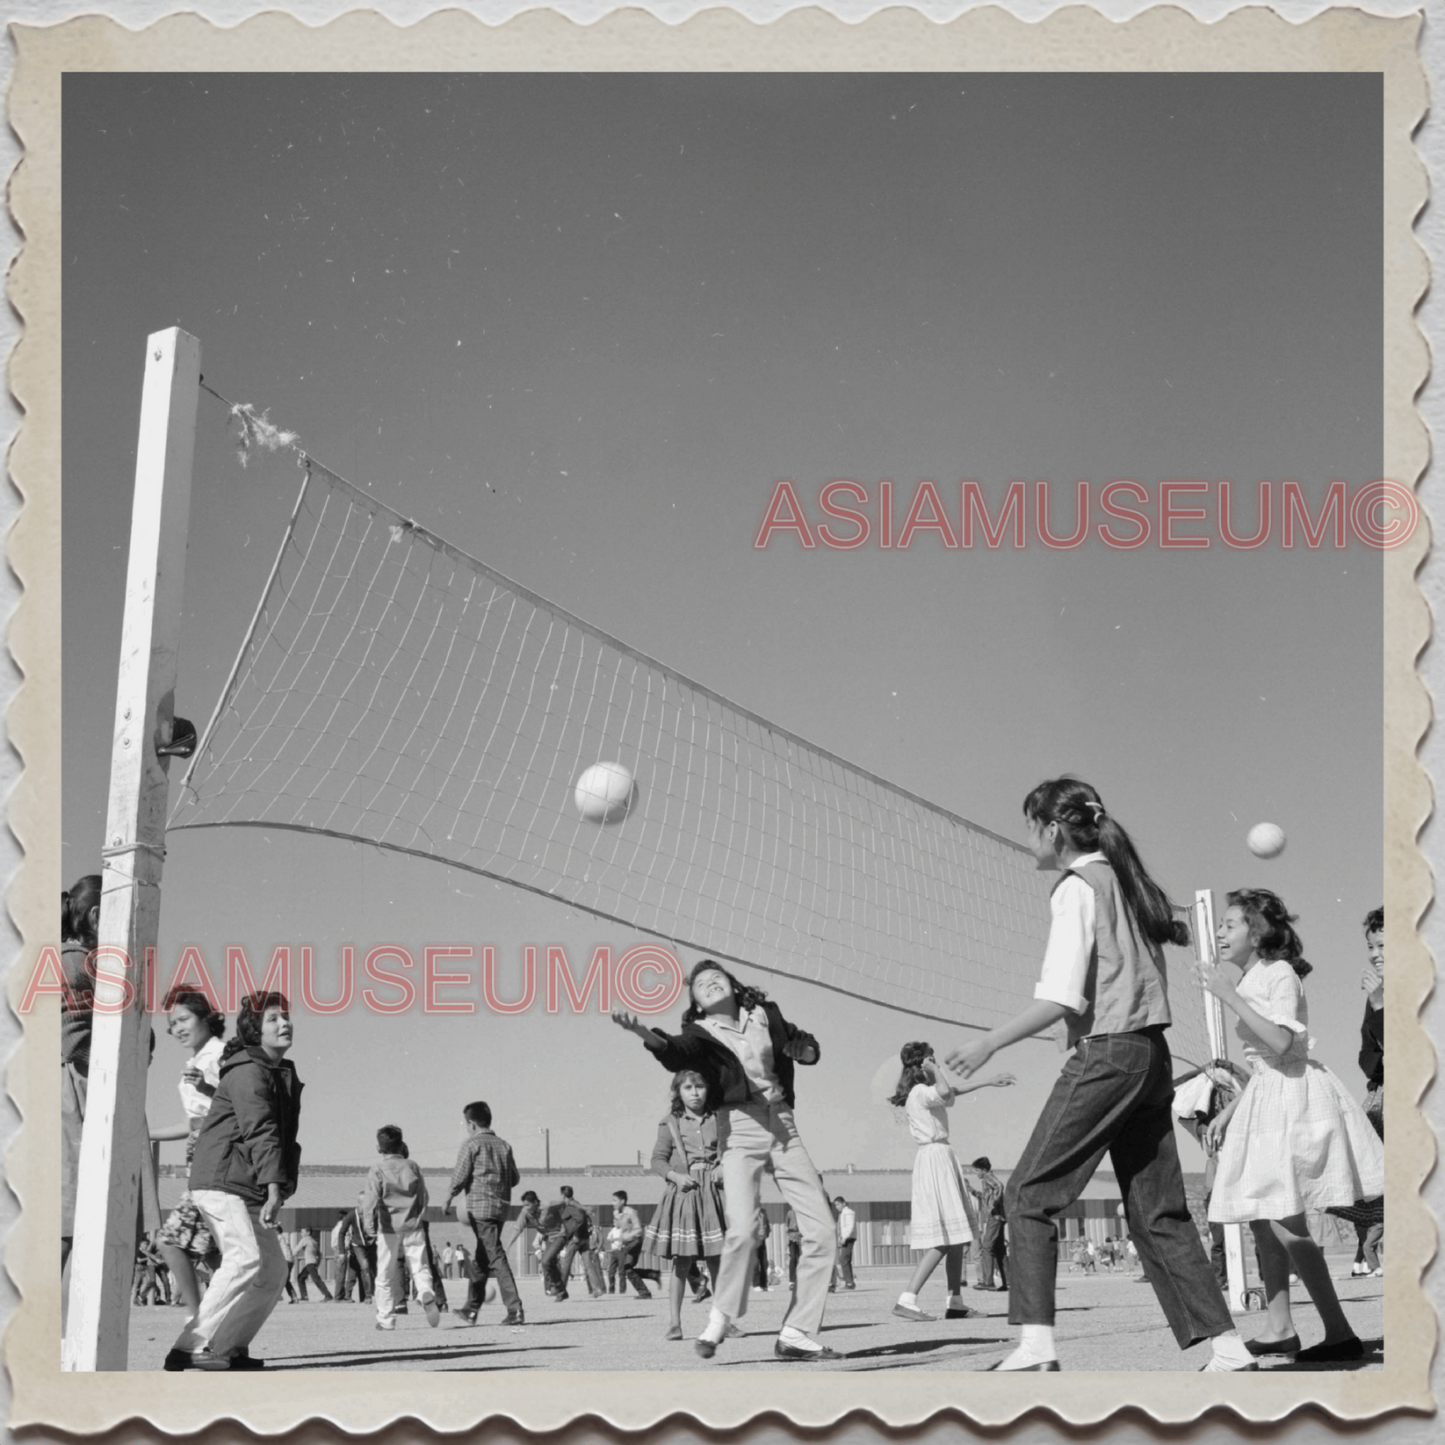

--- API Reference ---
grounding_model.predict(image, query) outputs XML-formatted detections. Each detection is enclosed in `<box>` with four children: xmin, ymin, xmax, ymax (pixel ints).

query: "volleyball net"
<box><xmin>168</xmin><ymin>443</ymin><xmax>1211</xmax><ymax>1056</ymax></box>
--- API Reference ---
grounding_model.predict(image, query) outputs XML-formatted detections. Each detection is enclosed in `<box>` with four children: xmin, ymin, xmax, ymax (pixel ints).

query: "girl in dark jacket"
<box><xmin>613</xmin><ymin>960</ymin><xmax>839</xmax><ymax>1362</ymax></box>
<box><xmin>165</xmin><ymin>992</ymin><xmax>301</xmax><ymax>1371</ymax></box>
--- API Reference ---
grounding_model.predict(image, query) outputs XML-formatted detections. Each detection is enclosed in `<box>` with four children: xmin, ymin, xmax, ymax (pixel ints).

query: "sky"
<box><xmin>61</xmin><ymin>72</ymin><xmax>1384</xmax><ymax>1172</ymax></box>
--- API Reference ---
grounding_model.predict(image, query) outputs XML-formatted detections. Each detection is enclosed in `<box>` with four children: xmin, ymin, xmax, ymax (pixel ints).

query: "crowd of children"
<box><xmin>65</xmin><ymin>773</ymin><xmax>1388</xmax><ymax>1371</ymax></box>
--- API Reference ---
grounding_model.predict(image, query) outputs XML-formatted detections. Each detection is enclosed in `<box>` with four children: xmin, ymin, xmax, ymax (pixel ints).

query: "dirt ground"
<box><xmin>126</xmin><ymin>1249</ymin><xmax>1385</xmax><ymax>1373</ymax></box>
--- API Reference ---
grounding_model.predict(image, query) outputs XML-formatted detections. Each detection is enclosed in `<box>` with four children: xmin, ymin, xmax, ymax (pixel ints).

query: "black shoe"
<box><xmin>554</xmin><ymin>1291</ymin><xmax>569</xmax><ymax>1302</ymax></box>
<box><xmin>634</xmin><ymin>1290</ymin><xmax>653</xmax><ymax>1300</ymax></box>
<box><xmin>229</xmin><ymin>1350</ymin><xmax>265</xmax><ymax>1370</ymax></box>
<box><xmin>453</xmin><ymin>1310</ymin><xmax>478</xmax><ymax>1326</ymax></box>
<box><xmin>946</xmin><ymin>1306</ymin><xmax>979</xmax><ymax>1319</ymax></box>
<box><xmin>1244</xmin><ymin>1333</ymin><xmax>1301</xmax><ymax>1356</ymax></box>
<box><xmin>695</xmin><ymin>1337</ymin><xmax>719</xmax><ymax>1359</ymax></box>
<box><xmin>987</xmin><ymin>1359</ymin><xmax>1060</xmax><ymax>1371</ymax></box>
<box><xmin>774</xmin><ymin>1339</ymin><xmax>842</xmax><ymax>1361</ymax></box>
<box><xmin>1295</xmin><ymin>1336</ymin><xmax>1365</xmax><ymax>1363</ymax></box>
<box><xmin>504</xmin><ymin>1310</ymin><xmax>525</xmax><ymax>1326</ymax></box>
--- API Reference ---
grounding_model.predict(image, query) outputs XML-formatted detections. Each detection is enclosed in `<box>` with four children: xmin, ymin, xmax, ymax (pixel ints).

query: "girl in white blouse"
<box><xmin>1203</xmin><ymin>888</ymin><xmax>1383</xmax><ymax>1364</ymax></box>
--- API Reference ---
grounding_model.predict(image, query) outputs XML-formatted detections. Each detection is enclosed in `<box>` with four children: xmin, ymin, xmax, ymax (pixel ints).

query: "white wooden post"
<box><xmin>63</xmin><ymin>329</ymin><xmax>200</xmax><ymax>1371</ymax></box>
<box><xmin>1194</xmin><ymin>889</ymin><xmax>1247</xmax><ymax>1312</ymax></box>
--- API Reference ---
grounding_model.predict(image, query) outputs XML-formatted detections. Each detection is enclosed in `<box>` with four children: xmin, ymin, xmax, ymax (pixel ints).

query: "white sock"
<box><xmin>779</xmin><ymin>1325</ymin><xmax>820</xmax><ymax>1351</ymax></box>
<box><xmin>997</xmin><ymin>1324</ymin><xmax>1057</xmax><ymax>1370</ymax></box>
<box><xmin>700</xmin><ymin>1306</ymin><xmax>729</xmax><ymax>1344</ymax></box>
<box><xmin>1209</xmin><ymin>1331</ymin><xmax>1253</xmax><ymax>1368</ymax></box>
<box><xmin>947</xmin><ymin>1293</ymin><xmax>965</xmax><ymax>1309</ymax></box>
<box><xmin>898</xmin><ymin>1292</ymin><xmax>919</xmax><ymax>1309</ymax></box>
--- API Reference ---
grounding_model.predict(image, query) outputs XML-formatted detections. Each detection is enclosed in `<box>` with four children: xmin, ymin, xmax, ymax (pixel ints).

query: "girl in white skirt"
<box><xmin>888</xmin><ymin>1042</ymin><xmax>1014</xmax><ymax>1321</ymax></box>
<box><xmin>1203</xmin><ymin>888</ymin><xmax>1384</xmax><ymax>1363</ymax></box>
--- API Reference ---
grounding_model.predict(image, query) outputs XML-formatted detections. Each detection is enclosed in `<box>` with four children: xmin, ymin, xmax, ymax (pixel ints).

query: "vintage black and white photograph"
<box><xmin>7</xmin><ymin>4</ymin><xmax>1430</xmax><ymax>1434</ymax></box>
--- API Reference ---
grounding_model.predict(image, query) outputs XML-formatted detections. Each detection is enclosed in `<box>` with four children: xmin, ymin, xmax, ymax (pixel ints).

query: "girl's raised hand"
<box><xmin>946</xmin><ymin>1041</ymin><xmax>993</xmax><ymax>1078</ymax></box>
<box><xmin>1198</xmin><ymin>958</ymin><xmax>1243</xmax><ymax>1003</ymax></box>
<box><xmin>610</xmin><ymin>1008</ymin><xmax>666</xmax><ymax>1048</ymax></box>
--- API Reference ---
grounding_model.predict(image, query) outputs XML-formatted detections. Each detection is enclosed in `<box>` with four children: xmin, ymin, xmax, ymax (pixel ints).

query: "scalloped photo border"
<box><xmin>3</xmin><ymin>4</ymin><xmax>1432</xmax><ymax>1434</ymax></box>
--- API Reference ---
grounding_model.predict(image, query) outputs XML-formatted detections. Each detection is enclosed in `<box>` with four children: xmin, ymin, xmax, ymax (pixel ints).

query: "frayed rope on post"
<box><xmin>229</xmin><ymin>402</ymin><xmax>299</xmax><ymax>467</ymax></box>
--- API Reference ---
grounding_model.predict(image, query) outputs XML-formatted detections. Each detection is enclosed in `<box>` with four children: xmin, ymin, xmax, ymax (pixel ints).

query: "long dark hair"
<box><xmin>1023</xmin><ymin>778</ymin><xmax>1188</xmax><ymax>948</ymax></box>
<box><xmin>1227</xmin><ymin>888</ymin><xmax>1312</xmax><ymax>979</ymax></box>
<box><xmin>888</xmin><ymin>1041</ymin><xmax>934</xmax><ymax>1109</ymax></box>
<box><xmin>163</xmin><ymin>987</ymin><xmax>226</xmax><ymax>1039</ymax></box>
<box><xmin>221</xmin><ymin>991</ymin><xmax>290</xmax><ymax>1062</ymax></box>
<box><xmin>679</xmin><ymin>960</ymin><xmax>769</xmax><ymax>1025</ymax></box>
<box><xmin>61</xmin><ymin>875</ymin><xmax>103</xmax><ymax>948</ymax></box>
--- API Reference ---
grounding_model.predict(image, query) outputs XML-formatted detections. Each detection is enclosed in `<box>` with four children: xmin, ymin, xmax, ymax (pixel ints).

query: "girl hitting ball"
<box><xmin>1202</xmin><ymin>889</ymin><xmax>1384</xmax><ymax>1362</ymax></box>
<box><xmin>613</xmin><ymin>960</ymin><xmax>839</xmax><ymax>1361</ymax></box>
<box><xmin>948</xmin><ymin>778</ymin><xmax>1254</xmax><ymax>1371</ymax></box>
<box><xmin>887</xmin><ymin>1042</ymin><xmax>1014</xmax><ymax>1322</ymax></box>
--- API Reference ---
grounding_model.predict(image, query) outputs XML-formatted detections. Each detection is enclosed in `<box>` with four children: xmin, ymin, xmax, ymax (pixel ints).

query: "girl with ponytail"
<box><xmin>887</xmin><ymin>1042</ymin><xmax>1013</xmax><ymax>1323</ymax></box>
<box><xmin>947</xmin><ymin>778</ymin><xmax>1254</xmax><ymax>1372</ymax></box>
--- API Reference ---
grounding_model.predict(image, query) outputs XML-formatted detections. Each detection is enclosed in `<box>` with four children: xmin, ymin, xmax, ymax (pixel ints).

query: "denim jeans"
<box><xmin>1005</xmin><ymin>1028</ymin><xmax>1233</xmax><ymax>1349</ymax></box>
<box><xmin>466</xmin><ymin>1217</ymin><xmax>522</xmax><ymax>1315</ymax></box>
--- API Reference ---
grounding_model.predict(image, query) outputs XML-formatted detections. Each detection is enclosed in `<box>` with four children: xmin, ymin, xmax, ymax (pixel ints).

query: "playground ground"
<box><xmin>124</xmin><ymin>1250</ymin><xmax>1385</xmax><ymax>1373</ymax></box>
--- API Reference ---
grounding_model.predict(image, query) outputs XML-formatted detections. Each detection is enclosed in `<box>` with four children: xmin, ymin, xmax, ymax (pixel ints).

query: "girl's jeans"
<box><xmin>1005</xmin><ymin>1027</ymin><xmax>1234</xmax><ymax>1349</ymax></box>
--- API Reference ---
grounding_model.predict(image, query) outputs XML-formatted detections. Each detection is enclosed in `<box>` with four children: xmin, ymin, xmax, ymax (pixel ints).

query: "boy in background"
<box><xmin>362</xmin><ymin>1124</ymin><xmax>440</xmax><ymax>1330</ymax></box>
<box><xmin>446</xmin><ymin>1101</ymin><xmax>524</xmax><ymax>1327</ymax></box>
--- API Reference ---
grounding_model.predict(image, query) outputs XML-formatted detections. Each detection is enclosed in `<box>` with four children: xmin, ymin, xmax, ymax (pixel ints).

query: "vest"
<box><xmin>1061</xmin><ymin>858</ymin><xmax>1172</xmax><ymax>1047</ymax></box>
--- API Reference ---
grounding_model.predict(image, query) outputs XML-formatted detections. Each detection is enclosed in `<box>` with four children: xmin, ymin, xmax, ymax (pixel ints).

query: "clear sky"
<box><xmin>62</xmin><ymin>72</ymin><xmax>1383</xmax><ymax>1171</ymax></box>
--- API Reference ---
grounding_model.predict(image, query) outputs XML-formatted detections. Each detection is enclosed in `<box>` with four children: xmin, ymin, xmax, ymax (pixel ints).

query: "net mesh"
<box><xmin>169</xmin><ymin>457</ymin><xmax>1209</xmax><ymax>1054</ymax></box>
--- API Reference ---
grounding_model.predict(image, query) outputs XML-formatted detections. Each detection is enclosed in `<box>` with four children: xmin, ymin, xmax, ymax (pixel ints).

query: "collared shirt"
<box><xmin>447</xmin><ymin>1128</ymin><xmax>521</xmax><ymax>1223</ymax></box>
<box><xmin>700</xmin><ymin>1006</ymin><xmax>782</xmax><ymax>1104</ymax></box>
<box><xmin>1033</xmin><ymin>851</ymin><xmax>1103</xmax><ymax>1015</ymax></box>
<box><xmin>836</xmin><ymin>1206</ymin><xmax>856</xmax><ymax>1243</ymax></box>
<box><xmin>178</xmin><ymin>1035</ymin><xmax>224</xmax><ymax>1123</ymax></box>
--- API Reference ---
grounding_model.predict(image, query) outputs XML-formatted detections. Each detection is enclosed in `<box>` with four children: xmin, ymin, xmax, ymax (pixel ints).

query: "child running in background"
<box><xmin>363</xmin><ymin>1125</ymin><xmax>441</xmax><ymax>1331</ymax></box>
<box><xmin>645</xmin><ymin>1069</ymin><xmax>727</xmax><ymax>1341</ymax></box>
<box><xmin>948</xmin><ymin>779</ymin><xmax>1254</xmax><ymax>1372</ymax></box>
<box><xmin>1203</xmin><ymin>889</ymin><xmax>1385</xmax><ymax>1362</ymax></box>
<box><xmin>888</xmin><ymin>1042</ymin><xmax>1014</xmax><ymax>1321</ymax></box>
<box><xmin>151</xmin><ymin>988</ymin><xmax>227</xmax><ymax>1316</ymax></box>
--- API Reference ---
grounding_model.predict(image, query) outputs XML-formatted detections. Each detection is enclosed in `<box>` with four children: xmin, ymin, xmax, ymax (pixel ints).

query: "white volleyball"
<box><xmin>574</xmin><ymin>761</ymin><xmax>635</xmax><ymax>823</ymax></box>
<box><xmin>1247</xmin><ymin>822</ymin><xmax>1286</xmax><ymax>859</ymax></box>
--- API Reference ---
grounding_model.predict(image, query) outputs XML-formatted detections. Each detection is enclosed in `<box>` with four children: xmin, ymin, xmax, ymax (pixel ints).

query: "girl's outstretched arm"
<box><xmin>610</xmin><ymin>1009</ymin><xmax>669</xmax><ymax>1051</ymax></box>
<box><xmin>950</xmin><ymin>1070</ymin><xmax>1017</xmax><ymax>1097</ymax></box>
<box><xmin>1198</xmin><ymin>961</ymin><xmax>1294</xmax><ymax>1056</ymax></box>
<box><xmin>945</xmin><ymin>1000</ymin><xmax>1071</xmax><ymax>1078</ymax></box>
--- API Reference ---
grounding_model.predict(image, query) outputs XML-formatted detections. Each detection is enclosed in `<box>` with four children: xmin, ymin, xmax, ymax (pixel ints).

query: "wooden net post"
<box><xmin>62</xmin><ymin>328</ymin><xmax>200</xmax><ymax>1371</ymax></box>
<box><xmin>1194</xmin><ymin>888</ymin><xmax>1248</xmax><ymax>1314</ymax></box>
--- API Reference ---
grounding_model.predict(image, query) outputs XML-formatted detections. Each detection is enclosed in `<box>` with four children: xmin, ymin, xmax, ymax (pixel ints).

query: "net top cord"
<box><xmin>169</xmin><ymin>392</ymin><xmax>1209</xmax><ymax>1057</ymax></box>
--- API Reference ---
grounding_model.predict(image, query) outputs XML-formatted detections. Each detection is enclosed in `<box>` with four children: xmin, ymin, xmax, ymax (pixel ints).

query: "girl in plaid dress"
<box><xmin>1203</xmin><ymin>889</ymin><xmax>1384</xmax><ymax>1363</ymax></box>
<box><xmin>151</xmin><ymin>990</ymin><xmax>227</xmax><ymax>1315</ymax></box>
<box><xmin>888</xmin><ymin>1043</ymin><xmax>1014</xmax><ymax>1322</ymax></box>
<box><xmin>644</xmin><ymin>1070</ymin><xmax>727</xmax><ymax>1340</ymax></box>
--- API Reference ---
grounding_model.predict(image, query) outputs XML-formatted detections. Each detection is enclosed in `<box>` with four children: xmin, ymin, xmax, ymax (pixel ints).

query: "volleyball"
<box><xmin>574</xmin><ymin>761</ymin><xmax>635</xmax><ymax>823</ymax></box>
<box><xmin>1247</xmin><ymin>822</ymin><xmax>1286</xmax><ymax>859</ymax></box>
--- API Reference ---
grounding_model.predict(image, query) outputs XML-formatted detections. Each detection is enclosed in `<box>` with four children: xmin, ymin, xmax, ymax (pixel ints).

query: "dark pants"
<box><xmin>787</xmin><ymin>1238</ymin><xmax>801</xmax><ymax>1285</ymax></box>
<box><xmin>337</xmin><ymin>1243</ymin><xmax>373</xmax><ymax>1301</ymax></box>
<box><xmin>1209</xmin><ymin>1222</ymin><xmax>1228</xmax><ymax>1291</ymax></box>
<box><xmin>560</xmin><ymin>1237</ymin><xmax>606</xmax><ymax>1296</ymax></box>
<box><xmin>616</xmin><ymin>1240</ymin><xmax>651</xmax><ymax>1297</ymax></box>
<box><xmin>978</xmin><ymin>1217</ymin><xmax>1008</xmax><ymax>1287</ymax></box>
<box><xmin>753</xmin><ymin>1240</ymin><xmax>769</xmax><ymax>1289</ymax></box>
<box><xmin>295</xmin><ymin>1262</ymin><xmax>332</xmax><ymax>1301</ymax></box>
<box><xmin>1006</xmin><ymin>1028</ymin><xmax>1233</xmax><ymax>1349</ymax></box>
<box><xmin>465</xmin><ymin>1217</ymin><xmax>522</xmax><ymax>1317</ymax></box>
<box><xmin>833</xmin><ymin>1238</ymin><xmax>855</xmax><ymax>1288</ymax></box>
